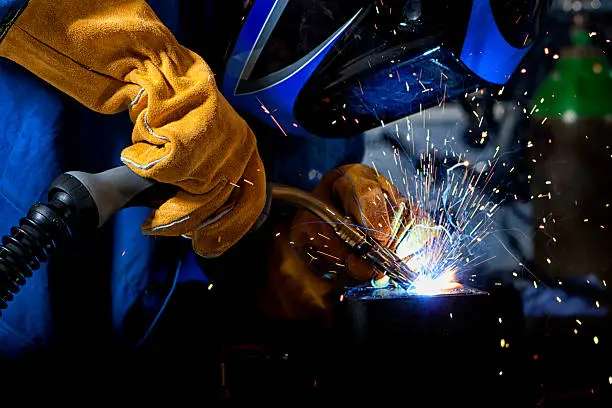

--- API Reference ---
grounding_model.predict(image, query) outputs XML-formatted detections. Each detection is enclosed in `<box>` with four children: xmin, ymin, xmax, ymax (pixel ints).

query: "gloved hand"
<box><xmin>257</xmin><ymin>164</ymin><xmax>438</xmax><ymax>325</ymax></box>
<box><xmin>0</xmin><ymin>0</ymin><xmax>266</xmax><ymax>257</ymax></box>
<box><xmin>291</xmin><ymin>163</ymin><xmax>438</xmax><ymax>284</ymax></box>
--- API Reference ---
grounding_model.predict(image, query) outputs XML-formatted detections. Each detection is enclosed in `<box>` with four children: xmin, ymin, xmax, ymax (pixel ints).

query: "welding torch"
<box><xmin>0</xmin><ymin>166</ymin><xmax>417</xmax><ymax>315</ymax></box>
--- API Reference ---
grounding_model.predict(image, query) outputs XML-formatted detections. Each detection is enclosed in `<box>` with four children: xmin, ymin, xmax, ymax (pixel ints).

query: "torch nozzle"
<box><xmin>270</xmin><ymin>184</ymin><xmax>418</xmax><ymax>289</ymax></box>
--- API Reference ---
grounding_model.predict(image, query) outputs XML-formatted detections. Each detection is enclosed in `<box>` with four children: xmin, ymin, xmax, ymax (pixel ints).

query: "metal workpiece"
<box><xmin>270</xmin><ymin>184</ymin><xmax>418</xmax><ymax>288</ymax></box>
<box><xmin>326</xmin><ymin>283</ymin><xmax>526</xmax><ymax>405</ymax></box>
<box><xmin>343</xmin><ymin>283</ymin><xmax>488</xmax><ymax>299</ymax></box>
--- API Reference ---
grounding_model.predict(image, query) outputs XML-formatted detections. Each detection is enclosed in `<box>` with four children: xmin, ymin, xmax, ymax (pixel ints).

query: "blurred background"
<box><xmin>362</xmin><ymin>0</ymin><xmax>612</xmax><ymax>404</ymax></box>
<box><xmin>367</xmin><ymin>0</ymin><xmax>612</xmax><ymax>311</ymax></box>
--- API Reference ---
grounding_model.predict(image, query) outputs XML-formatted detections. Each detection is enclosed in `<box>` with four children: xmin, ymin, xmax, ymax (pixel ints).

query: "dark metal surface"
<box><xmin>325</xmin><ymin>284</ymin><xmax>526</xmax><ymax>405</ymax></box>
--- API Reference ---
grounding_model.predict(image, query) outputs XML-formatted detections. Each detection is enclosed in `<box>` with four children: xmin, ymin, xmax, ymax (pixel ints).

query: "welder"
<box><xmin>0</xmin><ymin>0</ymin><xmax>549</xmax><ymax>398</ymax></box>
<box><xmin>0</xmin><ymin>0</ymin><xmax>417</xmax><ymax>365</ymax></box>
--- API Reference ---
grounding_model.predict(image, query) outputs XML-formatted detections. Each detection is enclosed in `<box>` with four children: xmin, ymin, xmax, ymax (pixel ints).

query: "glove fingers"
<box><xmin>120</xmin><ymin>139</ymin><xmax>172</xmax><ymax>175</ymax></box>
<box><xmin>142</xmin><ymin>151</ymin><xmax>266</xmax><ymax>258</ymax></box>
<box><xmin>191</xmin><ymin>152</ymin><xmax>266</xmax><ymax>258</ymax></box>
<box><xmin>308</xmin><ymin>164</ymin><xmax>407</xmax><ymax>246</ymax></box>
<box><xmin>396</xmin><ymin>215</ymin><xmax>442</xmax><ymax>259</ymax></box>
<box><xmin>308</xmin><ymin>167</ymin><xmax>344</xmax><ymax>205</ymax></box>
<box><xmin>333</xmin><ymin>174</ymin><xmax>399</xmax><ymax>245</ymax></box>
<box><xmin>141</xmin><ymin>183</ymin><xmax>231</xmax><ymax>236</ymax></box>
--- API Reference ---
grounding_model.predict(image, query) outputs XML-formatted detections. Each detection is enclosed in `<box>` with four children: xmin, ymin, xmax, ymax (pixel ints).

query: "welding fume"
<box><xmin>0</xmin><ymin>0</ymin><xmax>552</xmax><ymax>402</ymax></box>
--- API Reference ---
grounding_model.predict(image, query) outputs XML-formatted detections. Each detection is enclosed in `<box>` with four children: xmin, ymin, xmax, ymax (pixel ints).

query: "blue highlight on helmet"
<box><xmin>223</xmin><ymin>0</ymin><xmax>535</xmax><ymax>139</ymax></box>
<box><xmin>460</xmin><ymin>0</ymin><xmax>532</xmax><ymax>85</ymax></box>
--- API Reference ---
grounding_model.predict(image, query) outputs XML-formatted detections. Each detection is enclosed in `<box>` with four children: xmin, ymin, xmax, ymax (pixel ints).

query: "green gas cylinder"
<box><xmin>530</xmin><ymin>20</ymin><xmax>612</xmax><ymax>281</ymax></box>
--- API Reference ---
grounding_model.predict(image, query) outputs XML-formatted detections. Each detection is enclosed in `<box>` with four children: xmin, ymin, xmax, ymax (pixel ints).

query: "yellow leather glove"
<box><xmin>291</xmin><ymin>163</ymin><xmax>438</xmax><ymax>283</ymax></box>
<box><xmin>0</xmin><ymin>0</ymin><xmax>266</xmax><ymax>257</ymax></box>
<box><xmin>258</xmin><ymin>164</ymin><xmax>438</xmax><ymax>326</ymax></box>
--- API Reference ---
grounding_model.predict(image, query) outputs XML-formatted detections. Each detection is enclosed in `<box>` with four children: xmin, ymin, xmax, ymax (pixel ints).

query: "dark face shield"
<box><xmin>223</xmin><ymin>0</ymin><xmax>550</xmax><ymax>138</ymax></box>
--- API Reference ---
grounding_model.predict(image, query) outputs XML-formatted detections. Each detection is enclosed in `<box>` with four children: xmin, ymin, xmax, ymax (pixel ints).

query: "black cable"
<box><xmin>0</xmin><ymin>197</ymin><xmax>72</xmax><ymax>314</ymax></box>
<box><xmin>0</xmin><ymin>172</ymin><xmax>98</xmax><ymax>316</ymax></box>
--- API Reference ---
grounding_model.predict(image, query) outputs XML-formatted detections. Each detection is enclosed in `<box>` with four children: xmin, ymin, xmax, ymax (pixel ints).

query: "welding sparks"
<box><xmin>303</xmin><ymin>46</ymin><xmax>612</xmax><ymax>305</ymax></box>
<box><xmin>256</xmin><ymin>97</ymin><xmax>288</xmax><ymax>136</ymax></box>
<box><xmin>376</xmin><ymin>126</ymin><xmax>507</xmax><ymax>293</ymax></box>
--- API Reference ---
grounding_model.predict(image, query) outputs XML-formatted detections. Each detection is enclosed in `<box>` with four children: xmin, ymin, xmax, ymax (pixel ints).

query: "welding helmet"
<box><xmin>222</xmin><ymin>0</ymin><xmax>550</xmax><ymax>138</ymax></box>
